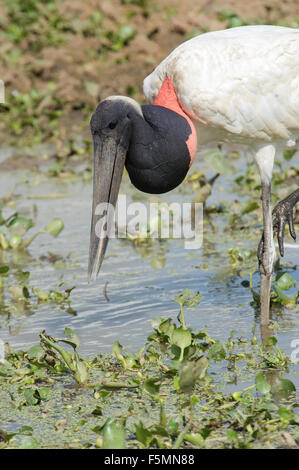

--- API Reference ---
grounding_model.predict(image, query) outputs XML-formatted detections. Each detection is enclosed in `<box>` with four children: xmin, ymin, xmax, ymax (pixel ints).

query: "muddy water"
<box><xmin>0</xmin><ymin>149</ymin><xmax>298</xmax><ymax>387</ymax></box>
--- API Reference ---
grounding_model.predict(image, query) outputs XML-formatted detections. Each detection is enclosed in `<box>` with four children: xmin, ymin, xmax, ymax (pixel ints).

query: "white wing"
<box><xmin>143</xmin><ymin>26</ymin><xmax>299</xmax><ymax>144</ymax></box>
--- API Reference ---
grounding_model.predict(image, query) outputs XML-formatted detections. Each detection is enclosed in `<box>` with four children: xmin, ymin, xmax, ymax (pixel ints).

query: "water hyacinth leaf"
<box><xmin>38</xmin><ymin>387</ymin><xmax>50</xmax><ymax>400</ymax></box>
<box><xmin>0</xmin><ymin>265</ymin><xmax>9</xmax><ymax>275</ymax></box>
<box><xmin>33</xmin><ymin>288</ymin><xmax>49</xmax><ymax>301</ymax></box>
<box><xmin>179</xmin><ymin>357</ymin><xmax>209</xmax><ymax>393</ymax></box>
<box><xmin>266</xmin><ymin>336</ymin><xmax>277</xmax><ymax>347</ymax></box>
<box><xmin>283</xmin><ymin>149</ymin><xmax>296</xmax><ymax>161</ymax></box>
<box><xmin>45</xmin><ymin>217</ymin><xmax>64</xmax><ymax>237</ymax></box>
<box><xmin>144</xmin><ymin>378</ymin><xmax>160</xmax><ymax>396</ymax></box>
<box><xmin>151</xmin><ymin>317</ymin><xmax>174</xmax><ymax>337</ymax></box>
<box><xmin>184</xmin><ymin>433</ymin><xmax>205</xmax><ymax>447</ymax></box>
<box><xmin>271</xmin><ymin>378</ymin><xmax>296</xmax><ymax>398</ymax></box>
<box><xmin>278</xmin><ymin>408</ymin><xmax>293</xmax><ymax>422</ymax></box>
<box><xmin>226</xmin><ymin>429</ymin><xmax>239</xmax><ymax>447</ymax></box>
<box><xmin>208</xmin><ymin>341</ymin><xmax>226</xmax><ymax>361</ymax></box>
<box><xmin>19</xmin><ymin>436</ymin><xmax>39</xmax><ymax>449</ymax></box>
<box><xmin>9</xmin><ymin>234</ymin><xmax>23</xmax><ymax>249</ymax></box>
<box><xmin>26</xmin><ymin>344</ymin><xmax>45</xmax><ymax>361</ymax></box>
<box><xmin>64</xmin><ymin>327</ymin><xmax>80</xmax><ymax>349</ymax></box>
<box><xmin>112</xmin><ymin>341</ymin><xmax>127</xmax><ymax>367</ymax></box>
<box><xmin>24</xmin><ymin>389</ymin><xmax>40</xmax><ymax>406</ymax></box>
<box><xmin>174</xmin><ymin>290</ymin><xmax>202</xmax><ymax>308</ymax></box>
<box><xmin>8</xmin><ymin>216</ymin><xmax>34</xmax><ymax>236</ymax></box>
<box><xmin>135</xmin><ymin>421</ymin><xmax>153</xmax><ymax>447</ymax></box>
<box><xmin>167</xmin><ymin>416</ymin><xmax>180</xmax><ymax>435</ymax></box>
<box><xmin>171</xmin><ymin>328</ymin><xmax>192</xmax><ymax>361</ymax></box>
<box><xmin>171</xmin><ymin>328</ymin><xmax>192</xmax><ymax>350</ymax></box>
<box><xmin>275</xmin><ymin>272</ymin><xmax>295</xmax><ymax>291</ymax></box>
<box><xmin>272</xmin><ymin>285</ymin><xmax>296</xmax><ymax>307</ymax></box>
<box><xmin>102</xmin><ymin>419</ymin><xmax>126</xmax><ymax>449</ymax></box>
<box><xmin>255</xmin><ymin>372</ymin><xmax>271</xmax><ymax>394</ymax></box>
<box><xmin>74</xmin><ymin>359</ymin><xmax>89</xmax><ymax>384</ymax></box>
<box><xmin>91</xmin><ymin>406</ymin><xmax>103</xmax><ymax>416</ymax></box>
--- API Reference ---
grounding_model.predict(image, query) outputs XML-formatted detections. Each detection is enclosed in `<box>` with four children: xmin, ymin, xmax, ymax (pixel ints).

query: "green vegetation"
<box><xmin>0</xmin><ymin>0</ymin><xmax>298</xmax><ymax>450</ymax></box>
<box><xmin>1</xmin><ymin>304</ymin><xmax>298</xmax><ymax>449</ymax></box>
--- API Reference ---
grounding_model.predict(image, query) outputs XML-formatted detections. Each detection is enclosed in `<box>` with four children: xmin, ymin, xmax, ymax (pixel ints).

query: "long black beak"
<box><xmin>88</xmin><ymin>122</ymin><xmax>130</xmax><ymax>280</ymax></box>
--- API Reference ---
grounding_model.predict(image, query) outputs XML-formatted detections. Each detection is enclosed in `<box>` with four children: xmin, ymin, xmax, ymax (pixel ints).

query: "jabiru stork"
<box><xmin>88</xmin><ymin>25</ymin><xmax>299</xmax><ymax>325</ymax></box>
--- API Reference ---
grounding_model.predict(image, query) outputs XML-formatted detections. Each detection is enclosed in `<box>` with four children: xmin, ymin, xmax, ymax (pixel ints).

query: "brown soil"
<box><xmin>1</xmin><ymin>0</ymin><xmax>299</xmax><ymax>145</ymax></box>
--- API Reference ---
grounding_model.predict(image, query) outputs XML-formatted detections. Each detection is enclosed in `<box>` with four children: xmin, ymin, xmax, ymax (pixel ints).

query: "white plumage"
<box><xmin>143</xmin><ymin>25</ymin><xmax>299</xmax><ymax>148</ymax></box>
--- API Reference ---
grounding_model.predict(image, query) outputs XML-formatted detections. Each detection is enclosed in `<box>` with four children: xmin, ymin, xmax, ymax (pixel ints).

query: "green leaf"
<box><xmin>33</xmin><ymin>288</ymin><xmax>49</xmax><ymax>301</ymax></box>
<box><xmin>226</xmin><ymin>429</ymin><xmax>239</xmax><ymax>446</ymax></box>
<box><xmin>179</xmin><ymin>357</ymin><xmax>209</xmax><ymax>393</ymax></box>
<box><xmin>255</xmin><ymin>372</ymin><xmax>271</xmax><ymax>394</ymax></box>
<box><xmin>26</xmin><ymin>344</ymin><xmax>45</xmax><ymax>361</ymax></box>
<box><xmin>38</xmin><ymin>387</ymin><xmax>50</xmax><ymax>399</ymax></box>
<box><xmin>74</xmin><ymin>359</ymin><xmax>89</xmax><ymax>384</ymax></box>
<box><xmin>135</xmin><ymin>421</ymin><xmax>153</xmax><ymax>447</ymax></box>
<box><xmin>278</xmin><ymin>408</ymin><xmax>293</xmax><ymax>422</ymax></box>
<box><xmin>241</xmin><ymin>201</ymin><xmax>259</xmax><ymax>215</ymax></box>
<box><xmin>275</xmin><ymin>272</ymin><xmax>295</xmax><ymax>291</ymax></box>
<box><xmin>0</xmin><ymin>265</ymin><xmax>9</xmax><ymax>275</ymax></box>
<box><xmin>91</xmin><ymin>406</ymin><xmax>103</xmax><ymax>416</ymax></box>
<box><xmin>283</xmin><ymin>149</ymin><xmax>296</xmax><ymax>161</ymax></box>
<box><xmin>18</xmin><ymin>426</ymin><xmax>34</xmax><ymax>435</ymax></box>
<box><xmin>45</xmin><ymin>218</ymin><xmax>64</xmax><ymax>237</ymax></box>
<box><xmin>171</xmin><ymin>328</ymin><xmax>192</xmax><ymax>350</ymax></box>
<box><xmin>8</xmin><ymin>216</ymin><xmax>34</xmax><ymax>236</ymax></box>
<box><xmin>272</xmin><ymin>285</ymin><xmax>296</xmax><ymax>307</ymax></box>
<box><xmin>143</xmin><ymin>378</ymin><xmax>160</xmax><ymax>396</ymax></box>
<box><xmin>167</xmin><ymin>416</ymin><xmax>180</xmax><ymax>435</ymax></box>
<box><xmin>64</xmin><ymin>328</ymin><xmax>80</xmax><ymax>348</ymax></box>
<box><xmin>266</xmin><ymin>336</ymin><xmax>277</xmax><ymax>347</ymax></box>
<box><xmin>19</xmin><ymin>436</ymin><xmax>39</xmax><ymax>449</ymax></box>
<box><xmin>24</xmin><ymin>389</ymin><xmax>40</xmax><ymax>405</ymax></box>
<box><xmin>112</xmin><ymin>341</ymin><xmax>127</xmax><ymax>368</ymax></box>
<box><xmin>102</xmin><ymin>419</ymin><xmax>126</xmax><ymax>449</ymax></box>
<box><xmin>184</xmin><ymin>433</ymin><xmax>204</xmax><ymax>447</ymax></box>
<box><xmin>271</xmin><ymin>378</ymin><xmax>296</xmax><ymax>398</ymax></box>
<box><xmin>174</xmin><ymin>290</ymin><xmax>202</xmax><ymax>308</ymax></box>
<box><xmin>9</xmin><ymin>234</ymin><xmax>23</xmax><ymax>249</ymax></box>
<box><xmin>208</xmin><ymin>341</ymin><xmax>226</xmax><ymax>361</ymax></box>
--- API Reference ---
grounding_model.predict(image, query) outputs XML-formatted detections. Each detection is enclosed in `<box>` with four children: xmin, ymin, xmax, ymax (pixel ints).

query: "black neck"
<box><xmin>125</xmin><ymin>105</ymin><xmax>192</xmax><ymax>194</ymax></box>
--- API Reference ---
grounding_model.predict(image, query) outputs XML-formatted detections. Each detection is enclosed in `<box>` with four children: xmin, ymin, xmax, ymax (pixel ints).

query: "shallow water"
<box><xmin>0</xmin><ymin>149</ymin><xmax>298</xmax><ymax>388</ymax></box>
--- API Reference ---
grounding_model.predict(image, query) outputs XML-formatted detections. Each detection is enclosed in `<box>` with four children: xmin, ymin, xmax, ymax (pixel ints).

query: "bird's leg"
<box><xmin>254</xmin><ymin>145</ymin><xmax>275</xmax><ymax>326</ymax></box>
<box><xmin>259</xmin><ymin>180</ymin><xmax>274</xmax><ymax>324</ymax></box>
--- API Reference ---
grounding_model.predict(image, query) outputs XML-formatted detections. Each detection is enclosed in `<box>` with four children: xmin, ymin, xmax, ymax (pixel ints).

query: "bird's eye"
<box><xmin>108</xmin><ymin>121</ymin><xmax>117</xmax><ymax>130</ymax></box>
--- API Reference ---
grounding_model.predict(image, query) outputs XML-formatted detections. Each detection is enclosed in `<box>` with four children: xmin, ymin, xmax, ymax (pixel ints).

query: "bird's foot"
<box><xmin>258</xmin><ymin>188</ymin><xmax>299</xmax><ymax>271</ymax></box>
<box><xmin>272</xmin><ymin>189</ymin><xmax>298</xmax><ymax>257</ymax></box>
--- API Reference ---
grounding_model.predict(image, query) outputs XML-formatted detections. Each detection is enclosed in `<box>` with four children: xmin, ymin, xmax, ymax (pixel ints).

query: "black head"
<box><xmin>88</xmin><ymin>96</ymin><xmax>193</xmax><ymax>278</ymax></box>
<box><xmin>90</xmin><ymin>96</ymin><xmax>142</xmax><ymax>139</ymax></box>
